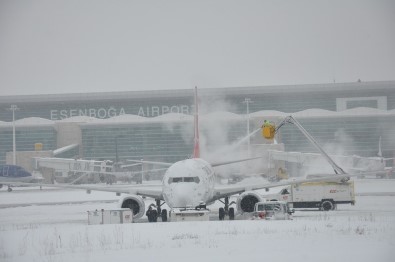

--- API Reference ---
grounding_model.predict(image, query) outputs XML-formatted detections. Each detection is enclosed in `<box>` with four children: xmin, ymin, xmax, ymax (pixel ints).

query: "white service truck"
<box><xmin>265</xmin><ymin>181</ymin><xmax>355</xmax><ymax>211</ymax></box>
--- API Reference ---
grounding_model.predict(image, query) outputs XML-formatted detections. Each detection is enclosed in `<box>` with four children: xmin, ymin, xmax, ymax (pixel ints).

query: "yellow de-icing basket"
<box><xmin>262</xmin><ymin>125</ymin><xmax>276</xmax><ymax>139</ymax></box>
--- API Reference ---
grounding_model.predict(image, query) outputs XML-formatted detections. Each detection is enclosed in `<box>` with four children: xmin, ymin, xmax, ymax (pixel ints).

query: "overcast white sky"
<box><xmin>0</xmin><ymin>0</ymin><xmax>394</xmax><ymax>96</ymax></box>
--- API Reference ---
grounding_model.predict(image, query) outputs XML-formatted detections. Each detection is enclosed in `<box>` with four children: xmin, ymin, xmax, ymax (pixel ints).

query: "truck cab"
<box><xmin>252</xmin><ymin>201</ymin><xmax>294</xmax><ymax>220</ymax></box>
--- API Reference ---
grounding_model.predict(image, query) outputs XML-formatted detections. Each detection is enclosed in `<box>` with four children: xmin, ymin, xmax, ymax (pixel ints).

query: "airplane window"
<box><xmin>168</xmin><ymin>177</ymin><xmax>183</xmax><ymax>184</ymax></box>
<box><xmin>168</xmin><ymin>177</ymin><xmax>200</xmax><ymax>184</ymax></box>
<box><xmin>184</xmin><ymin>177</ymin><xmax>194</xmax><ymax>182</ymax></box>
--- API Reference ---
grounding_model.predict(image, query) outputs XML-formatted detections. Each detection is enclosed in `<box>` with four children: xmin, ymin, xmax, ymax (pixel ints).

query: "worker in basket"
<box><xmin>263</xmin><ymin>120</ymin><xmax>272</xmax><ymax>127</ymax></box>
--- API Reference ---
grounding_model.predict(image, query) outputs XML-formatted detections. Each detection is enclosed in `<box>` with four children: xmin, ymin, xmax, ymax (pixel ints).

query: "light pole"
<box><xmin>242</xmin><ymin>98</ymin><xmax>253</xmax><ymax>156</ymax></box>
<box><xmin>8</xmin><ymin>105</ymin><xmax>19</xmax><ymax>165</ymax></box>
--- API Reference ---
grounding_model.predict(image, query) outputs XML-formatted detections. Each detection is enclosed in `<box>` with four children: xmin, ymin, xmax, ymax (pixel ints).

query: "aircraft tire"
<box><xmin>152</xmin><ymin>210</ymin><xmax>158</xmax><ymax>222</ymax></box>
<box><xmin>161</xmin><ymin>209</ymin><xmax>168</xmax><ymax>222</ymax></box>
<box><xmin>219</xmin><ymin>207</ymin><xmax>225</xmax><ymax>220</ymax></box>
<box><xmin>229</xmin><ymin>207</ymin><xmax>235</xmax><ymax>220</ymax></box>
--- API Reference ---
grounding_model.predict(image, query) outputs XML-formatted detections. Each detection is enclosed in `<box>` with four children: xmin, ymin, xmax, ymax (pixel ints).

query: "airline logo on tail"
<box><xmin>193</xmin><ymin>86</ymin><xmax>200</xmax><ymax>158</ymax></box>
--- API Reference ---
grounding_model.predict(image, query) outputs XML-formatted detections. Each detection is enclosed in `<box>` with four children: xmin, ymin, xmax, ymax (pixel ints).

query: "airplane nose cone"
<box><xmin>169</xmin><ymin>184</ymin><xmax>198</xmax><ymax>207</ymax></box>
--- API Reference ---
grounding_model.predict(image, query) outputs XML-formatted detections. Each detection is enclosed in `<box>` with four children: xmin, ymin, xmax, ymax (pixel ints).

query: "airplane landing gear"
<box><xmin>218</xmin><ymin>197</ymin><xmax>236</xmax><ymax>220</ymax></box>
<box><xmin>146</xmin><ymin>199</ymin><xmax>167</xmax><ymax>222</ymax></box>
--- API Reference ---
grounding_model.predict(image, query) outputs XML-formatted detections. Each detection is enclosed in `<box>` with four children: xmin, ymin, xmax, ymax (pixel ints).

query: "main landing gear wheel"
<box><xmin>229</xmin><ymin>207</ymin><xmax>235</xmax><ymax>220</ymax></box>
<box><xmin>161</xmin><ymin>209</ymin><xmax>168</xmax><ymax>222</ymax></box>
<box><xmin>219</xmin><ymin>207</ymin><xmax>225</xmax><ymax>220</ymax></box>
<box><xmin>151</xmin><ymin>210</ymin><xmax>158</xmax><ymax>222</ymax></box>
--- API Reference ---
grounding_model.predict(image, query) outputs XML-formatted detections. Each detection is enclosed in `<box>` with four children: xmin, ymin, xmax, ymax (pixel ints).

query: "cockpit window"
<box><xmin>183</xmin><ymin>177</ymin><xmax>194</xmax><ymax>182</ymax></box>
<box><xmin>168</xmin><ymin>177</ymin><xmax>200</xmax><ymax>184</ymax></box>
<box><xmin>172</xmin><ymin>177</ymin><xmax>183</xmax><ymax>183</ymax></box>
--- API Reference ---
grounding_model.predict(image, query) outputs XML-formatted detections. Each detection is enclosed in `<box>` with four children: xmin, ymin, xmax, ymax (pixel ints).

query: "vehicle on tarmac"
<box><xmin>264</xmin><ymin>180</ymin><xmax>355</xmax><ymax>211</ymax></box>
<box><xmin>251</xmin><ymin>201</ymin><xmax>294</xmax><ymax>220</ymax></box>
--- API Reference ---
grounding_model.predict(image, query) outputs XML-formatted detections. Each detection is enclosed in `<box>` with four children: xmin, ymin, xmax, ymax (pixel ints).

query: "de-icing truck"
<box><xmin>265</xmin><ymin>180</ymin><xmax>355</xmax><ymax>211</ymax></box>
<box><xmin>261</xmin><ymin>116</ymin><xmax>356</xmax><ymax>211</ymax></box>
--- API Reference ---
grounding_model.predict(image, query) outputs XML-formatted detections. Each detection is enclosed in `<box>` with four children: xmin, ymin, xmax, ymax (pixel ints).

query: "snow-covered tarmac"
<box><xmin>1</xmin><ymin>179</ymin><xmax>395</xmax><ymax>262</ymax></box>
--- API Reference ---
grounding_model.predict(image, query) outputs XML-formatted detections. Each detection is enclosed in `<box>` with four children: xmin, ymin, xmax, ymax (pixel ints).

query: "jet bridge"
<box><xmin>33</xmin><ymin>157</ymin><xmax>111</xmax><ymax>175</ymax></box>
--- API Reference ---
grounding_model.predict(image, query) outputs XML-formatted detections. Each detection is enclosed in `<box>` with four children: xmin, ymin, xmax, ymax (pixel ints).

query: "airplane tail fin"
<box><xmin>193</xmin><ymin>86</ymin><xmax>200</xmax><ymax>158</ymax></box>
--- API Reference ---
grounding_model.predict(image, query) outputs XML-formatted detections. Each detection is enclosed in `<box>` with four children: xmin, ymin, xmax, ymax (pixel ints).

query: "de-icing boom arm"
<box><xmin>271</xmin><ymin>115</ymin><xmax>347</xmax><ymax>175</ymax></box>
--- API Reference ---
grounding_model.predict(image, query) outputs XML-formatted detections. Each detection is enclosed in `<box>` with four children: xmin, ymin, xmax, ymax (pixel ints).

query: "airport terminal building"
<box><xmin>0</xmin><ymin>80</ymin><xmax>394</xmax><ymax>173</ymax></box>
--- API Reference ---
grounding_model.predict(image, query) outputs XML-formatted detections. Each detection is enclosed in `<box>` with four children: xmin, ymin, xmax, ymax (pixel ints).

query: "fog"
<box><xmin>1</xmin><ymin>0</ymin><xmax>394</xmax><ymax>96</ymax></box>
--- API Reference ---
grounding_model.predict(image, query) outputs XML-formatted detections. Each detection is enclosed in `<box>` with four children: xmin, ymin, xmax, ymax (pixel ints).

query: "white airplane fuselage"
<box><xmin>162</xmin><ymin>158</ymin><xmax>216</xmax><ymax>208</ymax></box>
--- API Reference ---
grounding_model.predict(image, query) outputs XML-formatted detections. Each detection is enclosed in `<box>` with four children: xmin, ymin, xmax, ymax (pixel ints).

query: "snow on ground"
<box><xmin>0</xmin><ymin>179</ymin><xmax>395</xmax><ymax>262</ymax></box>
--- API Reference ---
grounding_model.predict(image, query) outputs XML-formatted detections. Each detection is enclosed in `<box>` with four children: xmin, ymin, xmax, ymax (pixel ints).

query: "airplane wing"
<box><xmin>130</xmin><ymin>167</ymin><xmax>168</xmax><ymax>174</ymax></box>
<box><xmin>212</xmin><ymin>172</ymin><xmax>366</xmax><ymax>201</ymax></box>
<box><xmin>210</xmin><ymin>156</ymin><xmax>265</xmax><ymax>167</ymax></box>
<box><xmin>126</xmin><ymin>159</ymin><xmax>173</xmax><ymax>167</ymax></box>
<box><xmin>126</xmin><ymin>156</ymin><xmax>265</xmax><ymax>168</ymax></box>
<box><xmin>1</xmin><ymin>181</ymin><xmax>164</xmax><ymax>200</ymax></box>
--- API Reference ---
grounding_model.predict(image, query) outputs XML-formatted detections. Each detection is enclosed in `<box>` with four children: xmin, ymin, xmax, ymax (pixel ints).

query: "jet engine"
<box><xmin>118</xmin><ymin>195</ymin><xmax>146</xmax><ymax>219</ymax></box>
<box><xmin>236</xmin><ymin>191</ymin><xmax>264</xmax><ymax>213</ymax></box>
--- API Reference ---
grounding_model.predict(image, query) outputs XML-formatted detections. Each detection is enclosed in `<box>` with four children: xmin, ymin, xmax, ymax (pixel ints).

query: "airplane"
<box><xmin>0</xmin><ymin>164</ymin><xmax>43</xmax><ymax>192</ymax></box>
<box><xmin>349</xmin><ymin>137</ymin><xmax>394</xmax><ymax>178</ymax></box>
<box><xmin>267</xmin><ymin>136</ymin><xmax>394</xmax><ymax>179</ymax></box>
<box><xmin>2</xmin><ymin>88</ymin><xmax>362</xmax><ymax>221</ymax></box>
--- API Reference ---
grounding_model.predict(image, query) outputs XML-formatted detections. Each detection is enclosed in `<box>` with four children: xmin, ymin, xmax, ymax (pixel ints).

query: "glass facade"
<box><xmin>81</xmin><ymin>119</ymin><xmax>247</xmax><ymax>163</ymax></box>
<box><xmin>0</xmin><ymin>126</ymin><xmax>56</xmax><ymax>164</ymax></box>
<box><xmin>0</xmin><ymin>81</ymin><xmax>394</xmax><ymax>166</ymax></box>
<box><xmin>277</xmin><ymin>116</ymin><xmax>394</xmax><ymax>158</ymax></box>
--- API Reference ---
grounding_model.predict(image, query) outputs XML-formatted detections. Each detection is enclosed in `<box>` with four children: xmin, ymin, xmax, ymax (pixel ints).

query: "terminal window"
<box><xmin>336</xmin><ymin>96</ymin><xmax>387</xmax><ymax>111</ymax></box>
